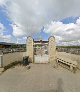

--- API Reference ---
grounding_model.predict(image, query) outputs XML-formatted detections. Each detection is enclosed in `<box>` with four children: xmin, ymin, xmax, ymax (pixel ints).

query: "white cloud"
<box><xmin>0</xmin><ymin>0</ymin><xmax>80</xmax><ymax>45</ymax></box>
<box><xmin>0</xmin><ymin>23</ymin><xmax>5</xmax><ymax>33</ymax></box>
<box><xmin>0</xmin><ymin>0</ymin><xmax>80</xmax><ymax>37</ymax></box>
<box><xmin>0</xmin><ymin>0</ymin><xmax>5</xmax><ymax>5</ymax></box>
<box><xmin>76</xmin><ymin>17</ymin><xmax>80</xmax><ymax>25</ymax></box>
<box><xmin>44</xmin><ymin>18</ymin><xmax>80</xmax><ymax>45</ymax></box>
<box><xmin>23</xmin><ymin>36</ymin><xmax>27</xmax><ymax>40</ymax></box>
<box><xmin>11</xmin><ymin>23</ymin><xmax>26</xmax><ymax>37</ymax></box>
<box><xmin>0</xmin><ymin>34</ymin><xmax>12</xmax><ymax>42</ymax></box>
<box><xmin>0</xmin><ymin>22</ymin><xmax>12</xmax><ymax>42</ymax></box>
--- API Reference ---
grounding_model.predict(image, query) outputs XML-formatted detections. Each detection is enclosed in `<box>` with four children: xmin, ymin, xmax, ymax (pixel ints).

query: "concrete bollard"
<box><xmin>0</xmin><ymin>55</ymin><xmax>3</xmax><ymax>68</ymax></box>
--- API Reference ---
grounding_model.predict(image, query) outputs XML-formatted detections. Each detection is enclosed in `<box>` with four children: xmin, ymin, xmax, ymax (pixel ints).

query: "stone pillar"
<box><xmin>48</xmin><ymin>36</ymin><xmax>56</xmax><ymax>63</ymax></box>
<box><xmin>26</xmin><ymin>36</ymin><xmax>34</xmax><ymax>63</ymax></box>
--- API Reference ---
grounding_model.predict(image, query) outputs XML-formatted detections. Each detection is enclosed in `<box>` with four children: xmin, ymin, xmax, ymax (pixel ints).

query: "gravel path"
<box><xmin>0</xmin><ymin>63</ymin><xmax>80</xmax><ymax>92</ymax></box>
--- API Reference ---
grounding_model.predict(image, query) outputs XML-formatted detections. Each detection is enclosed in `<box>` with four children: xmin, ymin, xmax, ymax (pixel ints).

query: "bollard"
<box><xmin>0</xmin><ymin>55</ymin><xmax>3</xmax><ymax>68</ymax></box>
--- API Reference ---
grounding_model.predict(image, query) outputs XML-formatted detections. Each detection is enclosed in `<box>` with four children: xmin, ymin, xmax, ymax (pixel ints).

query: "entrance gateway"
<box><xmin>34</xmin><ymin>40</ymin><xmax>49</xmax><ymax>63</ymax></box>
<box><xmin>26</xmin><ymin>36</ymin><xmax>56</xmax><ymax>64</ymax></box>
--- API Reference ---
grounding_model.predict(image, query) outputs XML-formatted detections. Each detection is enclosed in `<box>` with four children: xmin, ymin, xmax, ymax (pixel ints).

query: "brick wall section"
<box><xmin>48</xmin><ymin>36</ymin><xmax>56</xmax><ymax>63</ymax></box>
<box><xmin>26</xmin><ymin>37</ymin><xmax>34</xmax><ymax>63</ymax></box>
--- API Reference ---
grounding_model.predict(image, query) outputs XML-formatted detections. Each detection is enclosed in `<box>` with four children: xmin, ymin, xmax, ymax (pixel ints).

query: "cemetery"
<box><xmin>0</xmin><ymin>36</ymin><xmax>80</xmax><ymax>92</ymax></box>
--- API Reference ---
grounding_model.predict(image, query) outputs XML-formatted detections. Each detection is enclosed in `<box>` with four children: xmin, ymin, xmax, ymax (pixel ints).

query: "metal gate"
<box><xmin>34</xmin><ymin>55</ymin><xmax>49</xmax><ymax>63</ymax></box>
<box><xmin>34</xmin><ymin>41</ymin><xmax>49</xmax><ymax>63</ymax></box>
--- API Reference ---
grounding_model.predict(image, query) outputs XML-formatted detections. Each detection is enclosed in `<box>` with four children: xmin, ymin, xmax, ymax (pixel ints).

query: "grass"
<box><xmin>3</xmin><ymin>61</ymin><xmax>22</xmax><ymax>71</ymax></box>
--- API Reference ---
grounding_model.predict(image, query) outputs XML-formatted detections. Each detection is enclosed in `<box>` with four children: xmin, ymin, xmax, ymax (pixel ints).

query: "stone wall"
<box><xmin>0</xmin><ymin>52</ymin><xmax>26</xmax><ymax>67</ymax></box>
<box><xmin>57</xmin><ymin>48</ymin><xmax>80</xmax><ymax>55</ymax></box>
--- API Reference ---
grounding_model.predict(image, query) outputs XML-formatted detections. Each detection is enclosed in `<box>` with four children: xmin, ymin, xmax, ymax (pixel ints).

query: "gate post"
<box><xmin>48</xmin><ymin>36</ymin><xmax>56</xmax><ymax>64</ymax></box>
<box><xmin>26</xmin><ymin>36</ymin><xmax>34</xmax><ymax>63</ymax></box>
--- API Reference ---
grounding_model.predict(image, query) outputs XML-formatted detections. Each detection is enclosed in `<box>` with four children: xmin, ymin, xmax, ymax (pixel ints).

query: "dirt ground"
<box><xmin>0</xmin><ymin>62</ymin><xmax>80</xmax><ymax>92</ymax></box>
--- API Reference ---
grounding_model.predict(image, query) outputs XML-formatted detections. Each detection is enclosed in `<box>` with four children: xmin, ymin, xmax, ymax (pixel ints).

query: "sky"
<box><xmin>0</xmin><ymin>0</ymin><xmax>80</xmax><ymax>45</ymax></box>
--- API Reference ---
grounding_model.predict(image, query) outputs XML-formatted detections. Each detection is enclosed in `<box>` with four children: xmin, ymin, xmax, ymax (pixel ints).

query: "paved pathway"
<box><xmin>0</xmin><ymin>64</ymin><xmax>80</xmax><ymax>92</ymax></box>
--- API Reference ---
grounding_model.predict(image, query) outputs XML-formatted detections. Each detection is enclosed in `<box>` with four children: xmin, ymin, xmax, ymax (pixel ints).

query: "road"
<box><xmin>0</xmin><ymin>63</ymin><xmax>80</xmax><ymax>92</ymax></box>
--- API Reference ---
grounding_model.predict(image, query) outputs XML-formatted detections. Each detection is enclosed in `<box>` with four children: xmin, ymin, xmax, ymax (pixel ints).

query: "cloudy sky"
<box><xmin>0</xmin><ymin>0</ymin><xmax>80</xmax><ymax>45</ymax></box>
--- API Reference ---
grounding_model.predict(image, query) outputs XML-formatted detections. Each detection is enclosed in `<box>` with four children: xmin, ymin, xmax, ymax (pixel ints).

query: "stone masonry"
<box><xmin>26</xmin><ymin>36</ymin><xmax>56</xmax><ymax>63</ymax></box>
<box><xmin>26</xmin><ymin>36</ymin><xmax>34</xmax><ymax>63</ymax></box>
<box><xmin>48</xmin><ymin>36</ymin><xmax>56</xmax><ymax>63</ymax></box>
